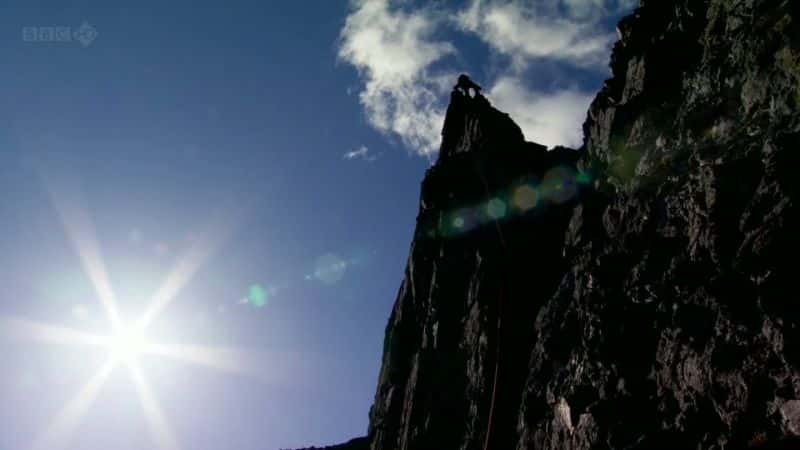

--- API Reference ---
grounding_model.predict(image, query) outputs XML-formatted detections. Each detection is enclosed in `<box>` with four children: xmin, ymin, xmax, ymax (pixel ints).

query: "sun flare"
<box><xmin>107</xmin><ymin>325</ymin><xmax>151</xmax><ymax>365</ymax></box>
<box><xmin>0</xmin><ymin>178</ymin><xmax>254</xmax><ymax>450</ymax></box>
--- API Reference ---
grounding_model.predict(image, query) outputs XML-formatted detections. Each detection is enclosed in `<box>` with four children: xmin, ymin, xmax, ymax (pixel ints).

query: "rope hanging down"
<box><xmin>469</xmin><ymin>155</ymin><xmax>508</xmax><ymax>450</ymax></box>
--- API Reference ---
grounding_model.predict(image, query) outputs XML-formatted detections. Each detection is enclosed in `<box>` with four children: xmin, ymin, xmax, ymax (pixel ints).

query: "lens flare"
<box><xmin>542</xmin><ymin>166</ymin><xmax>578</xmax><ymax>204</ymax></box>
<box><xmin>248</xmin><ymin>284</ymin><xmax>268</xmax><ymax>308</ymax></box>
<box><xmin>108</xmin><ymin>326</ymin><xmax>150</xmax><ymax>364</ymax></box>
<box><xmin>487</xmin><ymin>198</ymin><xmax>507</xmax><ymax>219</ymax></box>
<box><xmin>26</xmin><ymin>166</ymin><xmax>251</xmax><ymax>450</ymax></box>
<box><xmin>513</xmin><ymin>185</ymin><xmax>539</xmax><ymax>211</ymax></box>
<box><xmin>444</xmin><ymin>208</ymin><xmax>477</xmax><ymax>236</ymax></box>
<box><xmin>313</xmin><ymin>253</ymin><xmax>347</xmax><ymax>284</ymax></box>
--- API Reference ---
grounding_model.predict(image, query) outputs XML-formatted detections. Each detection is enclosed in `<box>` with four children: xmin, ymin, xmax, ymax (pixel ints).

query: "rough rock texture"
<box><xmin>292</xmin><ymin>0</ymin><xmax>800</xmax><ymax>449</ymax></box>
<box><xmin>366</xmin><ymin>91</ymin><xmax>583</xmax><ymax>450</ymax></box>
<box><xmin>517</xmin><ymin>0</ymin><xmax>800</xmax><ymax>448</ymax></box>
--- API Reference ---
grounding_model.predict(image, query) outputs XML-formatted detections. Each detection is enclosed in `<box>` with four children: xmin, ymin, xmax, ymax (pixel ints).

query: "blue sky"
<box><xmin>0</xmin><ymin>1</ymin><xmax>634</xmax><ymax>449</ymax></box>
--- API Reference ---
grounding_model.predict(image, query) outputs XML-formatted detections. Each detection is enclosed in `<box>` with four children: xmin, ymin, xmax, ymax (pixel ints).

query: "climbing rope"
<box><xmin>468</xmin><ymin>155</ymin><xmax>508</xmax><ymax>450</ymax></box>
<box><xmin>482</xmin><ymin>284</ymin><xmax>504</xmax><ymax>450</ymax></box>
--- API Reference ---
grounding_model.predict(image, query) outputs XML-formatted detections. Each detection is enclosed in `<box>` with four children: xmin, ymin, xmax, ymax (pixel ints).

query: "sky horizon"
<box><xmin>0</xmin><ymin>1</ymin><xmax>636</xmax><ymax>449</ymax></box>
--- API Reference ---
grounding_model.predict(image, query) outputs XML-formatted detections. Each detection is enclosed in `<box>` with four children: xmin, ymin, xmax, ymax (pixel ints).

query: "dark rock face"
<box><xmin>289</xmin><ymin>1</ymin><xmax>800</xmax><ymax>449</ymax></box>
<box><xmin>517</xmin><ymin>0</ymin><xmax>800</xmax><ymax>448</ymax></box>
<box><xmin>280</xmin><ymin>437</ymin><xmax>369</xmax><ymax>450</ymax></box>
<box><xmin>367</xmin><ymin>90</ymin><xmax>583</xmax><ymax>450</ymax></box>
<box><xmin>362</xmin><ymin>0</ymin><xmax>800</xmax><ymax>449</ymax></box>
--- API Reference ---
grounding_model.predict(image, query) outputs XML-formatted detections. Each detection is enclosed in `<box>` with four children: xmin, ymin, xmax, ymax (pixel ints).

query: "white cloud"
<box><xmin>339</xmin><ymin>0</ymin><xmax>636</xmax><ymax>156</ymax></box>
<box><xmin>457</xmin><ymin>0</ymin><xmax>614</xmax><ymax>69</ymax></box>
<box><xmin>562</xmin><ymin>0</ymin><xmax>605</xmax><ymax>19</ymax></box>
<box><xmin>488</xmin><ymin>76</ymin><xmax>592</xmax><ymax>148</ymax></box>
<box><xmin>338</xmin><ymin>0</ymin><xmax>455</xmax><ymax>156</ymax></box>
<box><xmin>343</xmin><ymin>145</ymin><xmax>378</xmax><ymax>161</ymax></box>
<box><xmin>615</xmin><ymin>0</ymin><xmax>640</xmax><ymax>12</ymax></box>
<box><xmin>562</xmin><ymin>0</ymin><xmax>638</xmax><ymax>20</ymax></box>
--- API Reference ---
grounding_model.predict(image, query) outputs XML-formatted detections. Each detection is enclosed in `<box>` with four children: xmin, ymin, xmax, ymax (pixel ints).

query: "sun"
<box><xmin>0</xmin><ymin>180</ymin><xmax>251</xmax><ymax>450</ymax></box>
<box><xmin>108</xmin><ymin>325</ymin><xmax>150</xmax><ymax>364</ymax></box>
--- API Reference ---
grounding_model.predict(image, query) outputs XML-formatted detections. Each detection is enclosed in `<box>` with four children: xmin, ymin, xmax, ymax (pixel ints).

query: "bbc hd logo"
<box><xmin>22</xmin><ymin>22</ymin><xmax>98</xmax><ymax>48</ymax></box>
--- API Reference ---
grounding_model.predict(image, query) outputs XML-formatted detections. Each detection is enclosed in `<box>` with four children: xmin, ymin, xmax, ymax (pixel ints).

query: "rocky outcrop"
<box><xmin>367</xmin><ymin>91</ymin><xmax>584</xmax><ymax>450</ymax></box>
<box><xmin>516</xmin><ymin>0</ymin><xmax>800</xmax><ymax>448</ymax></box>
<box><xmin>280</xmin><ymin>437</ymin><xmax>369</xmax><ymax>450</ymax></box>
<box><xmin>292</xmin><ymin>0</ymin><xmax>800</xmax><ymax>449</ymax></box>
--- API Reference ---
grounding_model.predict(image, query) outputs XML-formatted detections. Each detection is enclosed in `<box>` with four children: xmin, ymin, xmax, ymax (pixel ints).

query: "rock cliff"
<box><xmin>367</xmin><ymin>90</ymin><xmax>584</xmax><ymax>450</ymax></box>
<box><xmin>516</xmin><ymin>0</ymin><xmax>800</xmax><ymax>448</ymax></box>
<box><xmin>293</xmin><ymin>0</ymin><xmax>800</xmax><ymax>448</ymax></box>
<box><xmin>281</xmin><ymin>437</ymin><xmax>369</xmax><ymax>450</ymax></box>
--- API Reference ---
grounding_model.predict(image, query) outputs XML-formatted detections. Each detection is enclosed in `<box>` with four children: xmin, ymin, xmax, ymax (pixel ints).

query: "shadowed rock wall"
<box><xmin>291</xmin><ymin>0</ymin><xmax>800</xmax><ymax>448</ymax></box>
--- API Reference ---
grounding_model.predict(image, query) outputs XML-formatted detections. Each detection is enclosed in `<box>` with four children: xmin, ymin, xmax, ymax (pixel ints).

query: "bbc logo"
<box><xmin>23</xmin><ymin>26</ymin><xmax>72</xmax><ymax>42</ymax></box>
<box><xmin>22</xmin><ymin>22</ymin><xmax>98</xmax><ymax>47</ymax></box>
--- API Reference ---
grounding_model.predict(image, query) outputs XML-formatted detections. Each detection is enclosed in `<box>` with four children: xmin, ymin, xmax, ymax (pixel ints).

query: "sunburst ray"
<box><xmin>138</xmin><ymin>214</ymin><xmax>240</xmax><ymax>329</ymax></box>
<box><xmin>145</xmin><ymin>343</ymin><xmax>308</xmax><ymax>385</ymax></box>
<box><xmin>0</xmin><ymin>316</ymin><xmax>106</xmax><ymax>348</ymax></box>
<box><xmin>31</xmin><ymin>361</ymin><xmax>115</xmax><ymax>450</ymax></box>
<box><xmin>128</xmin><ymin>363</ymin><xmax>181</xmax><ymax>450</ymax></box>
<box><xmin>42</xmin><ymin>172</ymin><xmax>122</xmax><ymax>330</ymax></box>
<box><xmin>145</xmin><ymin>343</ymin><xmax>273</xmax><ymax>380</ymax></box>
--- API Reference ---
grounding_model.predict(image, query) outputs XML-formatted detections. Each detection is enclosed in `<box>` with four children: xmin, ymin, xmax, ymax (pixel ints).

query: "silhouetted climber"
<box><xmin>455</xmin><ymin>74</ymin><xmax>482</xmax><ymax>97</ymax></box>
